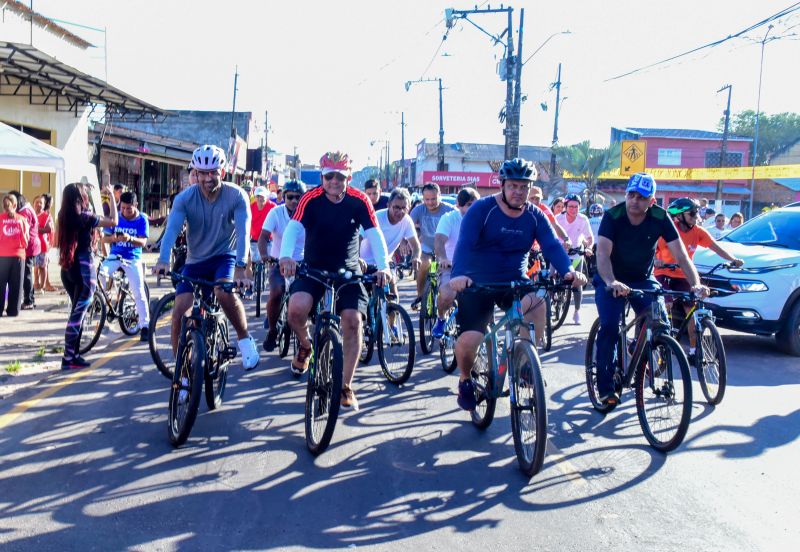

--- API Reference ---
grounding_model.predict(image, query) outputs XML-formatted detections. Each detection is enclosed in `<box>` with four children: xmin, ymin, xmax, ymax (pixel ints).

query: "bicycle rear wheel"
<box><xmin>550</xmin><ymin>286</ymin><xmax>571</xmax><ymax>331</ymax></box>
<box><xmin>510</xmin><ymin>340</ymin><xmax>547</xmax><ymax>477</ymax></box>
<box><xmin>118</xmin><ymin>287</ymin><xmax>139</xmax><ymax>335</ymax></box>
<box><xmin>205</xmin><ymin>318</ymin><xmax>230</xmax><ymax>410</ymax></box>
<box><xmin>305</xmin><ymin>326</ymin><xmax>343</xmax><ymax>455</ymax></box>
<box><xmin>359</xmin><ymin>307</ymin><xmax>375</xmax><ymax>365</ymax></box>
<box><xmin>635</xmin><ymin>333</ymin><xmax>692</xmax><ymax>452</ymax></box>
<box><xmin>78</xmin><ymin>292</ymin><xmax>106</xmax><ymax>355</ymax></box>
<box><xmin>470</xmin><ymin>343</ymin><xmax>496</xmax><ymax>429</ymax></box>
<box><xmin>584</xmin><ymin>317</ymin><xmax>621</xmax><ymax>414</ymax></box>
<box><xmin>254</xmin><ymin>265</ymin><xmax>263</xmax><ymax>318</ymax></box>
<box><xmin>168</xmin><ymin>329</ymin><xmax>205</xmax><ymax>447</ymax></box>
<box><xmin>694</xmin><ymin>317</ymin><xmax>726</xmax><ymax>405</ymax></box>
<box><xmin>149</xmin><ymin>292</ymin><xmax>176</xmax><ymax>379</ymax></box>
<box><xmin>377</xmin><ymin>302</ymin><xmax>416</xmax><ymax>384</ymax></box>
<box><xmin>439</xmin><ymin>309</ymin><xmax>457</xmax><ymax>373</ymax></box>
<box><xmin>418</xmin><ymin>283</ymin><xmax>436</xmax><ymax>354</ymax></box>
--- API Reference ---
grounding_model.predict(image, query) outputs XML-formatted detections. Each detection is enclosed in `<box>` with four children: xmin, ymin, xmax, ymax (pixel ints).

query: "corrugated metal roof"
<box><xmin>625</xmin><ymin>127</ymin><xmax>752</xmax><ymax>142</ymax></box>
<box><xmin>774</xmin><ymin>178</ymin><xmax>800</xmax><ymax>191</ymax></box>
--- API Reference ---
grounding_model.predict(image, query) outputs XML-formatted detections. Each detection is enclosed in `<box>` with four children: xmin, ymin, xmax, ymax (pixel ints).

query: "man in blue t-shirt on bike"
<box><xmin>593</xmin><ymin>173</ymin><xmax>709</xmax><ymax>406</ymax></box>
<box><xmin>448</xmin><ymin>158</ymin><xmax>587</xmax><ymax>411</ymax></box>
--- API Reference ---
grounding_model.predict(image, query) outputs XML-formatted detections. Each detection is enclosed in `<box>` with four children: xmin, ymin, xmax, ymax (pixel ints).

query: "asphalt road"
<box><xmin>0</xmin><ymin>281</ymin><xmax>798</xmax><ymax>551</ymax></box>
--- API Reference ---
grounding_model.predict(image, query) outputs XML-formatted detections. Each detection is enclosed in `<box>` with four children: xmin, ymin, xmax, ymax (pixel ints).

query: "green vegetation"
<box><xmin>721</xmin><ymin>111</ymin><xmax>800</xmax><ymax>165</ymax></box>
<box><xmin>33</xmin><ymin>346</ymin><xmax>46</xmax><ymax>362</ymax></box>
<box><xmin>553</xmin><ymin>140</ymin><xmax>621</xmax><ymax>207</ymax></box>
<box><xmin>5</xmin><ymin>360</ymin><xmax>22</xmax><ymax>375</ymax></box>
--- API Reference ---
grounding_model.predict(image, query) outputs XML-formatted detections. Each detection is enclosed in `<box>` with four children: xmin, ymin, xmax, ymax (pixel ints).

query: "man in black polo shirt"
<box><xmin>593</xmin><ymin>173</ymin><xmax>708</xmax><ymax>406</ymax></box>
<box><xmin>364</xmin><ymin>179</ymin><xmax>389</xmax><ymax>211</ymax></box>
<box><xmin>280</xmin><ymin>151</ymin><xmax>391</xmax><ymax>411</ymax></box>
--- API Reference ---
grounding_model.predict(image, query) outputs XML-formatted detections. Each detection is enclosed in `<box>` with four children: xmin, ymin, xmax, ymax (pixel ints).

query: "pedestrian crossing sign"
<box><xmin>620</xmin><ymin>140</ymin><xmax>647</xmax><ymax>176</ymax></box>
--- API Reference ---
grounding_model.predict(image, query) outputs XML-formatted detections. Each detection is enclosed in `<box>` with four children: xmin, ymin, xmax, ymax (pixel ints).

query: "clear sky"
<box><xmin>31</xmin><ymin>0</ymin><xmax>800</xmax><ymax>170</ymax></box>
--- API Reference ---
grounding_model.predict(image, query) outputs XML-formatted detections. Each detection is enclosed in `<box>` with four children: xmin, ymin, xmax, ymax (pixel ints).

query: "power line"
<box><xmin>420</xmin><ymin>27</ymin><xmax>452</xmax><ymax>80</ymax></box>
<box><xmin>605</xmin><ymin>2</ymin><xmax>800</xmax><ymax>81</ymax></box>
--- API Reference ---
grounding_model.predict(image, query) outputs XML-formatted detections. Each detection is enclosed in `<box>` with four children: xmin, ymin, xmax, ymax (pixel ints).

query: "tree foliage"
<box><xmin>553</xmin><ymin>140</ymin><xmax>621</xmax><ymax>205</ymax></box>
<box><xmin>720</xmin><ymin>110</ymin><xmax>800</xmax><ymax>165</ymax></box>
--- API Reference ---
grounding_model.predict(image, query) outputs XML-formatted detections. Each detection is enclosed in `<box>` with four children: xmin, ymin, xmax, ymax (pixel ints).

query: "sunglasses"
<box><xmin>323</xmin><ymin>173</ymin><xmax>346</xmax><ymax>182</ymax></box>
<box><xmin>284</xmin><ymin>194</ymin><xmax>301</xmax><ymax>201</ymax></box>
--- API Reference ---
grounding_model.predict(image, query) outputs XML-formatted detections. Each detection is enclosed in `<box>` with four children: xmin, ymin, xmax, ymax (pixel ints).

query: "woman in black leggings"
<box><xmin>56</xmin><ymin>182</ymin><xmax>118</xmax><ymax>370</ymax></box>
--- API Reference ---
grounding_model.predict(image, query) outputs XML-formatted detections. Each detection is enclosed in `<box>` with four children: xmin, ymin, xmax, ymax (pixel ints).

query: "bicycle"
<box><xmin>296</xmin><ymin>263</ymin><xmax>367</xmax><ymax>455</ymax></box>
<box><xmin>418</xmin><ymin>255</ymin><xmax>439</xmax><ymax>354</ymax></box>
<box><xmin>438</xmin><ymin>302</ymin><xmax>459</xmax><ymax>373</ymax></box>
<box><xmin>149</xmin><ymin>290</ymin><xmax>176</xmax><ymax>379</ymax></box>
<box><xmin>79</xmin><ymin>255</ymin><xmax>151</xmax><ymax>355</ymax></box>
<box><xmin>167</xmin><ymin>273</ymin><xmax>238</xmax><ymax>447</ymax></box>
<box><xmin>253</xmin><ymin>259</ymin><xmax>266</xmax><ymax>318</ymax></box>
<box><xmin>660</xmin><ymin>262</ymin><xmax>735</xmax><ymax>405</ymax></box>
<box><xmin>585</xmin><ymin>287</ymin><xmax>693</xmax><ymax>452</ymax></box>
<box><xmin>359</xmin><ymin>273</ymin><xmax>416</xmax><ymax>384</ymax></box>
<box><xmin>461</xmin><ymin>280</ymin><xmax>549</xmax><ymax>477</ymax></box>
<box><xmin>263</xmin><ymin>257</ymin><xmax>297</xmax><ymax>359</ymax></box>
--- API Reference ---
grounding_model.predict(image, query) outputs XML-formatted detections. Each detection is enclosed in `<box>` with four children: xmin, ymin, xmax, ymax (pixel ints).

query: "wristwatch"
<box><xmin>235</xmin><ymin>261</ymin><xmax>247</xmax><ymax>269</ymax></box>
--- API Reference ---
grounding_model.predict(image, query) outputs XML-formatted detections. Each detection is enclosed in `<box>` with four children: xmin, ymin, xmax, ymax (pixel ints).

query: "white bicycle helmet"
<box><xmin>191</xmin><ymin>145</ymin><xmax>226</xmax><ymax>171</ymax></box>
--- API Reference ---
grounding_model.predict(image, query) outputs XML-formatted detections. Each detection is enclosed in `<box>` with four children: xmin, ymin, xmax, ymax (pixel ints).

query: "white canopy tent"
<box><xmin>0</xmin><ymin>121</ymin><xmax>66</xmax><ymax>210</ymax></box>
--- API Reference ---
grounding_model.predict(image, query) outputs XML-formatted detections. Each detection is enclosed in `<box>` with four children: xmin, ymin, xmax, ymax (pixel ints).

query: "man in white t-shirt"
<box><xmin>432</xmin><ymin>187</ymin><xmax>480</xmax><ymax>338</ymax></box>
<box><xmin>555</xmin><ymin>193</ymin><xmax>594</xmax><ymax>324</ymax></box>
<box><xmin>361</xmin><ymin>188</ymin><xmax>421</xmax><ymax>297</ymax></box>
<box><xmin>258</xmin><ymin>180</ymin><xmax>306</xmax><ymax>352</ymax></box>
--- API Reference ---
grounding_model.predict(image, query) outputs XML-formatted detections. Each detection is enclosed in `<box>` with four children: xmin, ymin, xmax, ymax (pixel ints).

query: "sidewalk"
<box><xmin>0</xmin><ymin>253</ymin><xmax>170</xmax><ymax>400</ymax></box>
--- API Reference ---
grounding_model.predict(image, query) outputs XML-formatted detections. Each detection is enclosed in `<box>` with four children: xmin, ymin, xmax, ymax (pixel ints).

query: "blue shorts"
<box><xmin>176</xmin><ymin>254</ymin><xmax>236</xmax><ymax>295</ymax></box>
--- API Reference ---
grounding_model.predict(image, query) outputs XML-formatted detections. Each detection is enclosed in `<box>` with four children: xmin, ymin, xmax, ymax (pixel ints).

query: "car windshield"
<box><xmin>721</xmin><ymin>210</ymin><xmax>800</xmax><ymax>250</ymax></box>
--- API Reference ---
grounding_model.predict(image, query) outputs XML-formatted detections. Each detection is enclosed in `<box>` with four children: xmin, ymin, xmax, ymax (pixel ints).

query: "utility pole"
<box><xmin>400</xmin><ymin>112</ymin><xmax>406</xmax><ymax>187</ymax></box>
<box><xmin>503</xmin><ymin>8</ymin><xmax>515</xmax><ymax>160</ymax></box>
<box><xmin>405</xmin><ymin>77</ymin><xmax>446</xmax><ymax>171</ymax></box>
<box><xmin>749</xmin><ymin>24</ymin><xmax>775</xmax><ymax>218</ymax></box>
<box><xmin>228</xmin><ymin>66</ymin><xmax>239</xmax><ymax>180</ymax></box>
<box><xmin>264</xmin><ymin>110</ymin><xmax>269</xmax><ymax>183</ymax></box>
<box><xmin>509</xmin><ymin>8</ymin><xmax>524</xmax><ymax>159</ymax></box>
<box><xmin>386</xmin><ymin>140</ymin><xmax>391</xmax><ymax>189</ymax></box>
<box><xmin>715</xmin><ymin>84</ymin><xmax>732</xmax><ymax>209</ymax></box>
<box><xmin>549</xmin><ymin>62</ymin><xmax>562</xmax><ymax>178</ymax></box>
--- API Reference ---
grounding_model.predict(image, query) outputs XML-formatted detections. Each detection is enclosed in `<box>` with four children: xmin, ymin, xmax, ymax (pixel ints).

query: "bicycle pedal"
<box><xmin>501</xmin><ymin>389</ymin><xmax>510</xmax><ymax>397</ymax></box>
<box><xmin>224</xmin><ymin>346</ymin><xmax>237</xmax><ymax>359</ymax></box>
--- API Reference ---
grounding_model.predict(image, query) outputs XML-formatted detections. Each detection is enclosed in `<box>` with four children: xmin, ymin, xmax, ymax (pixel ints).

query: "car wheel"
<box><xmin>776</xmin><ymin>300</ymin><xmax>800</xmax><ymax>356</ymax></box>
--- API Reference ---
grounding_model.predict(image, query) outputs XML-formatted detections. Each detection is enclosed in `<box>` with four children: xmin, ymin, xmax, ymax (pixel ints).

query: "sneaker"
<box><xmin>61</xmin><ymin>356</ymin><xmax>90</xmax><ymax>370</ymax></box>
<box><xmin>291</xmin><ymin>344</ymin><xmax>312</xmax><ymax>377</ymax></box>
<box><xmin>432</xmin><ymin>318</ymin><xmax>446</xmax><ymax>339</ymax></box>
<box><xmin>21</xmin><ymin>303</ymin><xmax>35</xmax><ymax>311</ymax></box>
<box><xmin>263</xmin><ymin>329</ymin><xmax>278</xmax><ymax>352</ymax></box>
<box><xmin>341</xmin><ymin>385</ymin><xmax>360</xmax><ymax>411</ymax></box>
<box><xmin>573</xmin><ymin>310</ymin><xmax>581</xmax><ymax>325</ymax></box>
<box><xmin>457</xmin><ymin>379</ymin><xmax>477</xmax><ymax>411</ymax></box>
<box><xmin>139</xmin><ymin>327</ymin><xmax>150</xmax><ymax>342</ymax></box>
<box><xmin>238</xmin><ymin>335</ymin><xmax>260</xmax><ymax>371</ymax></box>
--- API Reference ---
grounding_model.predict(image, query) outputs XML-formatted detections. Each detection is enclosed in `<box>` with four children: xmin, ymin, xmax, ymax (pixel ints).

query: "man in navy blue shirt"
<box><xmin>449</xmin><ymin>158</ymin><xmax>587</xmax><ymax>411</ymax></box>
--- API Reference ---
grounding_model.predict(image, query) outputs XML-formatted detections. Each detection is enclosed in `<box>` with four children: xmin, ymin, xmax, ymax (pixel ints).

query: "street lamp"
<box><xmin>749</xmin><ymin>24</ymin><xmax>775</xmax><ymax>218</ymax></box>
<box><xmin>406</xmin><ymin>78</ymin><xmax>446</xmax><ymax>171</ymax></box>
<box><xmin>370</xmin><ymin>138</ymin><xmax>390</xmax><ymax>188</ymax></box>
<box><xmin>521</xmin><ymin>30</ymin><xmax>571</xmax><ymax>67</ymax></box>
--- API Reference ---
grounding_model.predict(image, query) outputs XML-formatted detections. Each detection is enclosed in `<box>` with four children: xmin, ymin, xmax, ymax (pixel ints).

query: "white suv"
<box><xmin>693</xmin><ymin>206</ymin><xmax>800</xmax><ymax>356</ymax></box>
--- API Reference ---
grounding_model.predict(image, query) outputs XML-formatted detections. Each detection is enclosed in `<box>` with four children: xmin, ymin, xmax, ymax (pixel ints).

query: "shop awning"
<box><xmin>0</xmin><ymin>41</ymin><xmax>168</xmax><ymax>121</ymax></box>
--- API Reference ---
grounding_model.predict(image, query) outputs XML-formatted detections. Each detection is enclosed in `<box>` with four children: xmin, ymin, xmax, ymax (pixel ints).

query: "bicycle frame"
<box><xmin>366</xmin><ymin>283</ymin><xmax>401</xmax><ymax>348</ymax></box>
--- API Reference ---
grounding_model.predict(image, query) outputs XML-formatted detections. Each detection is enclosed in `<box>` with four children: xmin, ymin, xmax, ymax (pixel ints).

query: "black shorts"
<box><xmin>290</xmin><ymin>274</ymin><xmax>368</xmax><ymax>315</ymax></box>
<box><xmin>456</xmin><ymin>288</ymin><xmax>515</xmax><ymax>335</ymax></box>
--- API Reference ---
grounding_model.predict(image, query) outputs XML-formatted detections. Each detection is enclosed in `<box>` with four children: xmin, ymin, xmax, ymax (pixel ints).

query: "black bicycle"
<box><xmin>585</xmin><ymin>287</ymin><xmax>693</xmax><ymax>453</ymax></box>
<box><xmin>167</xmin><ymin>273</ymin><xmax>237</xmax><ymax>447</ymax></box>
<box><xmin>297</xmin><ymin>263</ymin><xmax>367</xmax><ymax>455</ymax></box>
<box><xmin>359</xmin><ymin>274</ymin><xmax>416</xmax><ymax>384</ymax></box>
<box><xmin>252</xmin><ymin>259</ymin><xmax>266</xmax><ymax>318</ymax></box>
<box><xmin>418</xmin><ymin>256</ymin><xmax>439</xmax><ymax>354</ymax></box>
<box><xmin>80</xmin><ymin>255</ymin><xmax>150</xmax><ymax>354</ymax></box>
<box><xmin>149</xmin><ymin>290</ymin><xmax>176</xmax><ymax>379</ymax></box>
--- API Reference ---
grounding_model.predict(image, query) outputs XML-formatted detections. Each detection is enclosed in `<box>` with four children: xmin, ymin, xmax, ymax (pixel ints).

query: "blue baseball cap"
<box><xmin>626</xmin><ymin>173</ymin><xmax>656</xmax><ymax>197</ymax></box>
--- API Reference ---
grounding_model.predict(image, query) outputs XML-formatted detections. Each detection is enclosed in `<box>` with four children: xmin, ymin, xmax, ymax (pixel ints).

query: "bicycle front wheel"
<box><xmin>635</xmin><ymin>333</ymin><xmax>692</xmax><ymax>453</ymax></box>
<box><xmin>377</xmin><ymin>302</ymin><xmax>416</xmax><ymax>385</ymax></box>
<box><xmin>419</xmin><ymin>283</ymin><xmax>436</xmax><ymax>354</ymax></box>
<box><xmin>584</xmin><ymin>317</ymin><xmax>620</xmax><ymax>414</ymax></box>
<box><xmin>205</xmin><ymin>318</ymin><xmax>230</xmax><ymax>410</ymax></box>
<box><xmin>168</xmin><ymin>329</ymin><xmax>205</xmax><ymax>447</ymax></box>
<box><xmin>254</xmin><ymin>265</ymin><xmax>263</xmax><ymax>318</ymax></box>
<box><xmin>78</xmin><ymin>292</ymin><xmax>106</xmax><ymax>355</ymax></box>
<box><xmin>118</xmin><ymin>287</ymin><xmax>139</xmax><ymax>336</ymax></box>
<box><xmin>149</xmin><ymin>292</ymin><xmax>176</xmax><ymax>379</ymax></box>
<box><xmin>697</xmin><ymin>317</ymin><xmax>727</xmax><ymax>405</ymax></box>
<box><xmin>470</xmin><ymin>343</ymin><xmax>496</xmax><ymax>429</ymax></box>
<box><xmin>305</xmin><ymin>326</ymin><xmax>344</xmax><ymax>455</ymax></box>
<box><xmin>439</xmin><ymin>309</ymin><xmax>457</xmax><ymax>373</ymax></box>
<box><xmin>550</xmin><ymin>286</ymin><xmax>571</xmax><ymax>331</ymax></box>
<box><xmin>544</xmin><ymin>293</ymin><xmax>553</xmax><ymax>352</ymax></box>
<box><xmin>510</xmin><ymin>339</ymin><xmax>548</xmax><ymax>477</ymax></box>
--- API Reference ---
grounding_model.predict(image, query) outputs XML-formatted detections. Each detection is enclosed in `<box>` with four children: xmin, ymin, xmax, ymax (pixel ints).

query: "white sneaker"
<box><xmin>238</xmin><ymin>335</ymin><xmax>260</xmax><ymax>371</ymax></box>
<box><xmin>573</xmin><ymin>310</ymin><xmax>581</xmax><ymax>325</ymax></box>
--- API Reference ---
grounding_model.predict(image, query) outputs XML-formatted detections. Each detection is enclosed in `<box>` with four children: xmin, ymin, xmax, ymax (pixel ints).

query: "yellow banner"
<box><xmin>565</xmin><ymin>164</ymin><xmax>800</xmax><ymax>181</ymax></box>
<box><xmin>620</xmin><ymin>140</ymin><xmax>647</xmax><ymax>176</ymax></box>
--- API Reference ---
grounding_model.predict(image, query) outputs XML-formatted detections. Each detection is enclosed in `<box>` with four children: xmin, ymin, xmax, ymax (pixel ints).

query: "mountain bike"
<box><xmin>439</xmin><ymin>302</ymin><xmax>459</xmax><ymax>373</ymax></box>
<box><xmin>359</xmin><ymin>274</ymin><xmax>415</xmax><ymax>384</ymax></box>
<box><xmin>418</xmin><ymin>256</ymin><xmax>439</xmax><ymax>354</ymax></box>
<box><xmin>462</xmin><ymin>280</ymin><xmax>549</xmax><ymax>477</ymax></box>
<box><xmin>167</xmin><ymin>273</ymin><xmax>238</xmax><ymax>447</ymax></box>
<box><xmin>149</xmin><ymin>290</ymin><xmax>176</xmax><ymax>379</ymax></box>
<box><xmin>297</xmin><ymin>263</ymin><xmax>367</xmax><ymax>455</ymax></box>
<box><xmin>79</xmin><ymin>255</ymin><xmax>151</xmax><ymax>354</ymax></box>
<box><xmin>661</xmin><ymin>262</ymin><xmax>735</xmax><ymax>405</ymax></box>
<box><xmin>585</xmin><ymin>287</ymin><xmax>693</xmax><ymax>452</ymax></box>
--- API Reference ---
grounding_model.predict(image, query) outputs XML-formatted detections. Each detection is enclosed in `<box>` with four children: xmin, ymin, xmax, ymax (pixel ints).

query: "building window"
<box><xmin>705</xmin><ymin>151</ymin><xmax>743</xmax><ymax>167</ymax></box>
<box><xmin>657</xmin><ymin>148</ymin><xmax>682</xmax><ymax>166</ymax></box>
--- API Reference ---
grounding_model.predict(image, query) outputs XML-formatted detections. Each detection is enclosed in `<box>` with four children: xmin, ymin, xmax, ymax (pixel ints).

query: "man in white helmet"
<box><xmin>154</xmin><ymin>144</ymin><xmax>260</xmax><ymax>371</ymax></box>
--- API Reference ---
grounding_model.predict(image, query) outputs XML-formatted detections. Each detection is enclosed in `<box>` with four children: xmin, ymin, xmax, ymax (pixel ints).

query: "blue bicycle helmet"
<box><xmin>283</xmin><ymin>179</ymin><xmax>306</xmax><ymax>194</ymax></box>
<box><xmin>589</xmin><ymin>203</ymin><xmax>604</xmax><ymax>217</ymax></box>
<box><xmin>499</xmin><ymin>158</ymin><xmax>536</xmax><ymax>182</ymax></box>
<box><xmin>564</xmin><ymin>193</ymin><xmax>582</xmax><ymax>205</ymax></box>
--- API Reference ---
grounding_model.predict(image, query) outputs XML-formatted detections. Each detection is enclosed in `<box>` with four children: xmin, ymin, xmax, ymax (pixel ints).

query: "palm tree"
<box><xmin>553</xmin><ymin>140</ymin><xmax>621</xmax><ymax>209</ymax></box>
